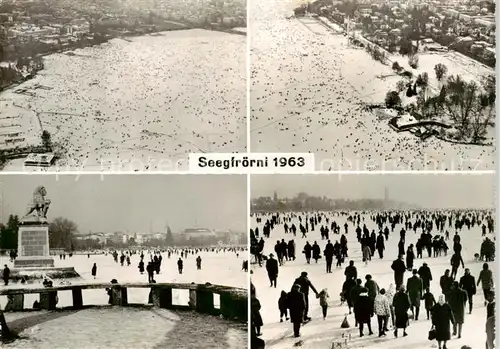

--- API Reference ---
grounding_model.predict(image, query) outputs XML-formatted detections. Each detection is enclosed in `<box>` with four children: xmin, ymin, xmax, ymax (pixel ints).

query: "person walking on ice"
<box><xmin>287</xmin><ymin>284</ymin><xmax>306</xmax><ymax>338</ymax></box>
<box><xmin>293</xmin><ymin>272</ymin><xmax>318</xmax><ymax>322</ymax></box>
<box><xmin>91</xmin><ymin>263</ymin><xmax>97</xmax><ymax>279</ymax></box>
<box><xmin>392</xmin><ymin>285</ymin><xmax>411</xmax><ymax>337</ymax></box>
<box><xmin>431</xmin><ymin>295</ymin><xmax>455</xmax><ymax>349</ymax></box>
<box><xmin>177</xmin><ymin>258</ymin><xmax>183</xmax><ymax>274</ymax></box>
<box><xmin>374</xmin><ymin>288</ymin><xmax>391</xmax><ymax>337</ymax></box>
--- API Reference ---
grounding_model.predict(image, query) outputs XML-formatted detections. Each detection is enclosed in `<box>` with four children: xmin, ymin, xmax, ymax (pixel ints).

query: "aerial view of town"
<box><xmin>0</xmin><ymin>0</ymin><xmax>247</xmax><ymax>171</ymax></box>
<box><xmin>250</xmin><ymin>0</ymin><xmax>496</xmax><ymax>170</ymax></box>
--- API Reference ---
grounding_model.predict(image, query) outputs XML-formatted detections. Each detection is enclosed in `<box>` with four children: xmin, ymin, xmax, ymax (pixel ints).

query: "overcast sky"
<box><xmin>251</xmin><ymin>174</ymin><xmax>495</xmax><ymax>209</ymax></box>
<box><xmin>0</xmin><ymin>175</ymin><xmax>246</xmax><ymax>234</ymax></box>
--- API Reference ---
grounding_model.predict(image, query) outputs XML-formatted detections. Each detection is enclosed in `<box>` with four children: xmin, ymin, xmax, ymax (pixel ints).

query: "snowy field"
<box><xmin>1</xmin><ymin>250</ymin><xmax>248</xmax><ymax>348</ymax></box>
<box><xmin>251</xmin><ymin>212</ymin><xmax>494</xmax><ymax>349</ymax></box>
<box><xmin>249</xmin><ymin>0</ymin><xmax>495</xmax><ymax>170</ymax></box>
<box><xmin>1</xmin><ymin>29</ymin><xmax>246</xmax><ymax>172</ymax></box>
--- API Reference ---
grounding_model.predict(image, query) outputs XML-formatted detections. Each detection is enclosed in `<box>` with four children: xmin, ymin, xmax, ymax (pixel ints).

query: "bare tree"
<box><xmin>408</xmin><ymin>54</ymin><xmax>419</xmax><ymax>69</ymax></box>
<box><xmin>49</xmin><ymin>217</ymin><xmax>78</xmax><ymax>250</ymax></box>
<box><xmin>444</xmin><ymin>75</ymin><xmax>491</xmax><ymax>143</ymax></box>
<box><xmin>396</xmin><ymin>80</ymin><xmax>407</xmax><ymax>92</ymax></box>
<box><xmin>469</xmin><ymin>102</ymin><xmax>494</xmax><ymax>144</ymax></box>
<box><xmin>385</xmin><ymin>90</ymin><xmax>402</xmax><ymax>108</ymax></box>
<box><xmin>434</xmin><ymin>63</ymin><xmax>448</xmax><ymax>82</ymax></box>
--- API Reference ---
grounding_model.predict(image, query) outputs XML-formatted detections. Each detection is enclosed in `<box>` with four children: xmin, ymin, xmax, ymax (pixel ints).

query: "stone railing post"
<box><xmin>220</xmin><ymin>291</ymin><xmax>247</xmax><ymax>322</ymax></box>
<box><xmin>219</xmin><ymin>291</ymin><xmax>233</xmax><ymax>319</ymax></box>
<box><xmin>72</xmin><ymin>287</ymin><xmax>83</xmax><ymax>309</ymax></box>
<box><xmin>196</xmin><ymin>286</ymin><xmax>215</xmax><ymax>315</ymax></box>
<box><xmin>234</xmin><ymin>293</ymin><xmax>248</xmax><ymax>322</ymax></box>
<box><xmin>5</xmin><ymin>294</ymin><xmax>24</xmax><ymax>311</ymax></box>
<box><xmin>39</xmin><ymin>290</ymin><xmax>57</xmax><ymax>310</ymax></box>
<box><xmin>188</xmin><ymin>289</ymin><xmax>197</xmax><ymax>309</ymax></box>
<box><xmin>111</xmin><ymin>285</ymin><xmax>128</xmax><ymax>306</ymax></box>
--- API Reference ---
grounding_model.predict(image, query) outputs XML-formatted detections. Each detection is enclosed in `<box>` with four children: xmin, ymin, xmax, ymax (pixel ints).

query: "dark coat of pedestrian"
<box><xmin>293</xmin><ymin>273</ymin><xmax>317</xmax><ymax>296</ymax></box>
<box><xmin>2</xmin><ymin>265</ymin><xmax>10</xmax><ymax>286</ymax></box>
<box><xmin>266</xmin><ymin>254</ymin><xmax>279</xmax><ymax>287</ymax></box>
<box><xmin>448</xmin><ymin>283</ymin><xmax>468</xmax><ymax>324</ymax></box>
<box><xmin>287</xmin><ymin>285</ymin><xmax>306</xmax><ymax>337</ymax></box>
<box><xmin>345</xmin><ymin>262</ymin><xmax>357</xmax><ymax>280</ymax></box>
<box><xmin>418</xmin><ymin>263</ymin><xmax>432</xmax><ymax>291</ymax></box>
<box><xmin>251</xmin><ymin>296</ymin><xmax>263</xmax><ymax>329</ymax></box>
<box><xmin>353</xmin><ymin>289</ymin><xmax>373</xmax><ymax>324</ymax></box>
<box><xmin>406</xmin><ymin>271</ymin><xmax>423</xmax><ymax>306</ymax></box>
<box><xmin>486</xmin><ymin>315</ymin><xmax>495</xmax><ymax>349</ymax></box>
<box><xmin>391</xmin><ymin>256</ymin><xmax>406</xmax><ymax>289</ymax></box>
<box><xmin>440</xmin><ymin>270</ymin><xmax>453</xmax><ymax>299</ymax></box>
<box><xmin>459</xmin><ymin>272</ymin><xmax>476</xmax><ymax>298</ymax></box>
<box><xmin>350</xmin><ymin>279</ymin><xmax>364</xmax><ymax>307</ymax></box>
<box><xmin>342</xmin><ymin>277</ymin><xmax>356</xmax><ymax>310</ymax></box>
<box><xmin>392</xmin><ymin>287</ymin><xmax>411</xmax><ymax>329</ymax></box>
<box><xmin>365</xmin><ymin>275</ymin><xmax>379</xmax><ymax>301</ymax></box>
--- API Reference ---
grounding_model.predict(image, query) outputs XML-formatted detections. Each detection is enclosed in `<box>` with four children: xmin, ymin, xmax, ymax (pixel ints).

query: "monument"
<box><xmin>12</xmin><ymin>186</ymin><xmax>79</xmax><ymax>280</ymax></box>
<box><xmin>14</xmin><ymin>186</ymin><xmax>54</xmax><ymax>268</ymax></box>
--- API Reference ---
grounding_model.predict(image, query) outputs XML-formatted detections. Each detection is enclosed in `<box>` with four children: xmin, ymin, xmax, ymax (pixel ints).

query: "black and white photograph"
<box><xmin>0</xmin><ymin>0</ymin><xmax>247</xmax><ymax>172</ymax></box>
<box><xmin>0</xmin><ymin>174</ymin><xmax>248</xmax><ymax>348</ymax></box>
<box><xmin>250</xmin><ymin>174</ymin><xmax>495</xmax><ymax>349</ymax></box>
<box><xmin>249</xmin><ymin>0</ymin><xmax>496</xmax><ymax>171</ymax></box>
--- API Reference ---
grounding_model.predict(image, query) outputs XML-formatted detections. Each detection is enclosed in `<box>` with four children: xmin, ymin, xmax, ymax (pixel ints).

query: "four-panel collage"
<box><xmin>0</xmin><ymin>0</ymin><xmax>496</xmax><ymax>348</ymax></box>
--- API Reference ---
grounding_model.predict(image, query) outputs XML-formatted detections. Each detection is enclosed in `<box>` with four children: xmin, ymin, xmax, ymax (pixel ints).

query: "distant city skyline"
<box><xmin>0</xmin><ymin>175</ymin><xmax>247</xmax><ymax>233</ymax></box>
<box><xmin>251</xmin><ymin>174</ymin><xmax>495</xmax><ymax>209</ymax></box>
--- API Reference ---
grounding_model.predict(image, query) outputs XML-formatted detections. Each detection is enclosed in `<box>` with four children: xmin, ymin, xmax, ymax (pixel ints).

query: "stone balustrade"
<box><xmin>0</xmin><ymin>283</ymin><xmax>248</xmax><ymax>323</ymax></box>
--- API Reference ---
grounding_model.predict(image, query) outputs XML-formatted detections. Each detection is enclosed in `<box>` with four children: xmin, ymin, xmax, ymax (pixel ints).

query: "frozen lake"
<box><xmin>1</xmin><ymin>249</ymin><xmax>248</xmax><ymax>348</ymax></box>
<box><xmin>249</xmin><ymin>0</ymin><xmax>495</xmax><ymax>170</ymax></box>
<box><xmin>0</xmin><ymin>249</ymin><xmax>247</xmax><ymax>308</ymax></box>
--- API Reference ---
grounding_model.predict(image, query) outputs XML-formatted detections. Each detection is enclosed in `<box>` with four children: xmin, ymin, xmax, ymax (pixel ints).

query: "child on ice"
<box><xmin>317</xmin><ymin>288</ymin><xmax>329</xmax><ymax>319</ymax></box>
<box><xmin>278</xmin><ymin>290</ymin><xmax>289</xmax><ymax>322</ymax></box>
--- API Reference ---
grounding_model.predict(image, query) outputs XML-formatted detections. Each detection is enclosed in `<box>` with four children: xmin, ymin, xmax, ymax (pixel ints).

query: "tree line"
<box><xmin>385</xmin><ymin>63</ymin><xmax>495</xmax><ymax>144</ymax></box>
<box><xmin>251</xmin><ymin>193</ymin><xmax>408</xmax><ymax>213</ymax></box>
<box><xmin>0</xmin><ymin>215</ymin><xmax>77</xmax><ymax>251</ymax></box>
<box><xmin>0</xmin><ymin>216</ymin><xmax>245</xmax><ymax>251</ymax></box>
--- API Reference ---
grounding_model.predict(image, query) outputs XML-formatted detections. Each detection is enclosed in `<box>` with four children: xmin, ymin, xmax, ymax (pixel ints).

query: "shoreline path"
<box><xmin>4</xmin><ymin>308</ymin><xmax>247</xmax><ymax>349</ymax></box>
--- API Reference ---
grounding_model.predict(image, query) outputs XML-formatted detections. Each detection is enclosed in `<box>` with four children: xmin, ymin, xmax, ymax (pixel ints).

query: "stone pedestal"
<box><xmin>14</xmin><ymin>224</ymin><xmax>54</xmax><ymax>268</ymax></box>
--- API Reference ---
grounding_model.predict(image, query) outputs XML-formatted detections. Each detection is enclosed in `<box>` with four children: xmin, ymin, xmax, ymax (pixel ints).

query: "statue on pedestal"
<box><xmin>21</xmin><ymin>186</ymin><xmax>51</xmax><ymax>224</ymax></box>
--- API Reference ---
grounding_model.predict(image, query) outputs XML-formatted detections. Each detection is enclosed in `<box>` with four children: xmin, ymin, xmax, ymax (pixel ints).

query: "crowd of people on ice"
<box><xmin>0</xmin><ymin>246</ymin><xmax>247</xmax><ymax>286</ymax></box>
<box><xmin>99</xmin><ymin>247</ymin><xmax>247</xmax><ymax>283</ymax></box>
<box><xmin>250</xmin><ymin>211</ymin><xmax>495</xmax><ymax>349</ymax></box>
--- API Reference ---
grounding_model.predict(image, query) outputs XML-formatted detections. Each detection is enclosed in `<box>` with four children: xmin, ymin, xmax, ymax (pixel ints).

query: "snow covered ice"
<box><xmin>2</xmin><ymin>29</ymin><xmax>246</xmax><ymax>171</ymax></box>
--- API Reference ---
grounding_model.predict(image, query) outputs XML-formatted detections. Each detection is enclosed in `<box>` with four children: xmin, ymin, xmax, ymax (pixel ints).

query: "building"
<box><xmin>182</xmin><ymin>228</ymin><xmax>217</xmax><ymax>241</ymax></box>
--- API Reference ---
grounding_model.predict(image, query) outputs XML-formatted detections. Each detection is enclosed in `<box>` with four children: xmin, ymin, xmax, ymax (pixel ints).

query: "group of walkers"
<box><xmin>250</xmin><ymin>211</ymin><xmax>495</xmax><ymax>349</ymax></box>
<box><xmin>85</xmin><ymin>247</ymin><xmax>246</xmax><ymax>283</ymax></box>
